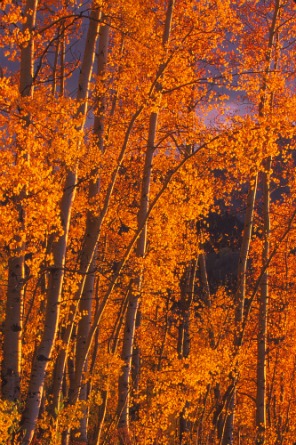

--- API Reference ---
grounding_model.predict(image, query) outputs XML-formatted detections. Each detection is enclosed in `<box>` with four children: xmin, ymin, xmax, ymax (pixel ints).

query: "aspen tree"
<box><xmin>3</xmin><ymin>1</ymin><xmax>296</xmax><ymax>443</ymax></box>
<box><xmin>71</xmin><ymin>22</ymin><xmax>110</xmax><ymax>443</ymax></box>
<box><xmin>220</xmin><ymin>176</ymin><xmax>258</xmax><ymax>445</ymax></box>
<box><xmin>255</xmin><ymin>2</ymin><xmax>281</xmax><ymax>443</ymax></box>
<box><xmin>1</xmin><ymin>0</ymin><xmax>37</xmax><ymax>403</ymax></box>
<box><xmin>20</xmin><ymin>6</ymin><xmax>101</xmax><ymax>444</ymax></box>
<box><xmin>178</xmin><ymin>259</ymin><xmax>197</xmax><ymax>444</ymax></box>
<box><xmin>50</xmin><ymin>18</ymin><xmax>111</xmax><ymax>416</ymax></box>
<box><xmin>256</xmin><ymin>159</ymin><xmax>271</xmax><ymax>445</ymax></box>
<box><xmin>117</xmin><ymin>3</ymin><xmax>175</xmax><ymax>441</ymax></box>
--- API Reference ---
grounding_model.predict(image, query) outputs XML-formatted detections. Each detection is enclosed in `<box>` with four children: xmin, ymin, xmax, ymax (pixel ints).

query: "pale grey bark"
<box><xmin>2</xmin><ymin>257</ymin><xmax>24</xmax><ymax>401</ymax></box>
<box><xmin>116</xmin><ymin>110</ymin><xmax>158</xmax><ymax>439</ymax></box>
<box><xmin>254</xmin><ymin>1</ymin><xmax>280</xmax><ymax>441</ymax></box>
<box><xmin>73</xmin><ymin>267</ymin><xmax>95</xmax><ymax>442</ymax></box>
<box><xmin>256</xmin><ymin>161</ymin><xmax>271</xmax><ymax>445</ymax></box>
<box><xmin>195</xmin><ymin>384</ymin><xmax>211</xmax><ymax>445</ymax></box>
<box><xmin>94</xmin><ymin>389</ymin><xmax>108</xmax><ymax>445</ymax></box>
<box><xmin>1</xmin><ymin>0</ymin><xmax>37</xmax><ymax>403</ymax></box>
<box><xmin>20</xmin><ymin>7</ymin><xmax>101</xmax><ymax>444</ymax></box>
<box><xmin>60</xmin><ymin>21</ymin><xmax>66</xmax><ymax>97</ymax></box>
<box><xmin>19</xmin><ymin>0</ymin><xmax>37</xmax><ymax>97</ymax></box>
<box><xmin>221</xmin><ymin>385</ymin><xmax>236</xmax><ymax>445</ymax></box>
<box><xmin>117</xmin><ymin>2</ymin><xmax>175</xmax><ymax>438</ymax></box>
<box><xmin>51</xmin><ymin>23</ymin><xmax>110</xmax><ymax>422</ymax></box>
<box><xmin>94</xmin><ymin>23</ymin><xmax>110</xmax><ymax>152</ymax></box>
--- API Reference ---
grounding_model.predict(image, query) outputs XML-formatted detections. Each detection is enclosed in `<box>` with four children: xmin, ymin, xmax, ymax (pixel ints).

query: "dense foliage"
<box><xmin>1</xmin><ymin>1</ymin><xmax>296</xmax><ymax>444</ymax></box>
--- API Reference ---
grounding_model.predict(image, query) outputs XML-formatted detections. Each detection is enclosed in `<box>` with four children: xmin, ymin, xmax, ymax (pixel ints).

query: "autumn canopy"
<box><xmin>1</xmin><ymin>0</ymin><xmax>296</xmax><ymax>444</ymax></box>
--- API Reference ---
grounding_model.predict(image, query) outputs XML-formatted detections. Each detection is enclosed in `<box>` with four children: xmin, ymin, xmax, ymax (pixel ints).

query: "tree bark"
<box><xmin>1</xmin><ymin>0</ymin><xmax>37</xmax><ymax>403</ymax></box>
<box><xmin>256</xmin><ymin>160</ymin><xmax>271</xmax><ymax>445</ymax></box>
<box><xmin>2</xmin><ymin>257</ymin><xmax>24</xmax><ymax>401</ymax></box>
<box><xmin>220</xmin><ymin>176</ymin><xmax>258</xmax><ymax>445</ymax></box>
<box><xmin>20</xmin><ymin>7</ymin><xmax>101</xmax><ymax>444</ymax></box>
<box><xmin>51</xmin><ymin>22</ymin><xmax>110</xmax><ymax>422</ymax></box>
<box><xmin>116</xmin><ymin>4</ymin><xmax>175</xmax><ymax>439</ymax></box>
<box><xmin>178</xmin><ymin>261</ymin><xmax>196</xmax><ymax>445</ymax></box>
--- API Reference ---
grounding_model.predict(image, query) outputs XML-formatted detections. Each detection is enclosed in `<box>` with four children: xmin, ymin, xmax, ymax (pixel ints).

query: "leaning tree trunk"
<box><xmin>20</xmin><ymin>7</ymin><xmax>101</xmax><ymax>444</ymax></box>
<box><xmin>1</xmin><ymin>0</ymin><xmax>37</xmax><ymax>403</ymax></box>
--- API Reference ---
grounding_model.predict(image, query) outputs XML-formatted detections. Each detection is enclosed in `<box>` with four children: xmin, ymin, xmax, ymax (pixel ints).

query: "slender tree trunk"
<box><xmin>220</xmin><ymin>177</ymin><xmax>258</xmax><ymax>445</ymax></box>
<box><xmin>19</xmin><ymin>0</ymin><xmax>37</xmax><ymax>97</ymax></box>
<box><xmin>74</xmin><ymin>265</ymin><xmax>96</xmax><ymax>442</ymax></box>
<box><xmin>93</xmin><ymin>389</ymin><xmax>108</xmax><ymax>445</ymax></box>
<box><xmin>2</xmin><ymin>256</ymin><xmax>24</xmax><ymax>401</ymax></box>
<box><xmin>116</xmin><ymin>109</ymin><xmax>158</xmax><ymax>442</ymax></box>
<box><xmin>256</xmin><ymin>159</ymin><xmax>271</xmax><ymax>445</ymax></box>
<box><xmin>116</xmin><ymin>111</ymin><xmax>158</xmax><ymax>442</ymax></box>
<box><xmin>178</xmin><ymin>261</ymin><xmax>196</xmax><ymax>445</ymax></box>
<box><xmin>221</xmin><ymin>387</ymin><xmax>235</xmax><ymax>445</ymax></box>
<box><xmin>117</xmin><ymin>4</ymin><xmax>175</xmax><ymax>440</ymax></box>
<box><xmin>51</xmin><ymin>22</ymin><xmax>110</xmax><ymax>422</ymax></box>
<box><xmin>195</xmin><ymin>384</ymin><xmax>211</xmax><ymax>445</ymax></box>
<box><xmin>1</xmin><ymin>0</ymin><xmax>37</xmax><ymax>403</ymax></box>
<box><xmin>236</xmin><ymin>175</ymin><xmax>258</xmax><ymax>336</ymax></box>
<box><xmin>254</xmin><ymin>2</ymin><xmax>279</xmax><ymax>441</ymax></box>
<box><xmin>20</xmin><ymin>8</ymin><xmax>101</xmax><ymax>444</ymax></box>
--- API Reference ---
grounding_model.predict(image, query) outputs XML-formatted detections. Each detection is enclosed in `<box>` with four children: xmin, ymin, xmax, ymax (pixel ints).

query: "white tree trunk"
<box><xmin>2</xmin><ymin>257</ymin><xmax>24</xmax><ymax>401</ymax></box>
<box><xmin>20</xmin><ymin>7</ymin><xmax>101</xmax><ymax>444</ymax></box>
<box><xmin>256</xmin><ymin>160</ymin><xmax>271</xmax><ymax>445</ymax></box>
<box><xmin>117</xmin><ymin>3</ymin><xmax>175</xmax><ymax>438</ymax></box>
<box><xmin>51</xmin><ymin>23</ymin><xmax>110</xmax><ymax>420</ymax></box>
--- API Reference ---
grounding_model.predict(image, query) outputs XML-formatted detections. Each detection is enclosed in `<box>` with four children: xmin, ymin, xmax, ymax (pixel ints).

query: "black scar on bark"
<box><xmin>11</xmin><ymin>324</ymin><xmax>22</xmax><ymax>332</ymax></box>
<box><xmin>37</xmin><ymin>355</ymin><xmax>51</xmax><ymax>362</ymax></box>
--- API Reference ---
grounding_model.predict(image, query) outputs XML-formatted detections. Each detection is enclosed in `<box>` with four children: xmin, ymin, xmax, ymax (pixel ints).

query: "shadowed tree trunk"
<box><xmin>178</xmin><ymin>259</ymin><xmax>196</xmax><ymax>445</ymax></box>
<box><xmin>219</xmin><ymin>176</ymin><xmax>258</xmax><ymax>445</ymax></box>
<box><xmin>1</xmin><ymin>0</ymin><xmax>37</xmax><ymax>403</ymax></box>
